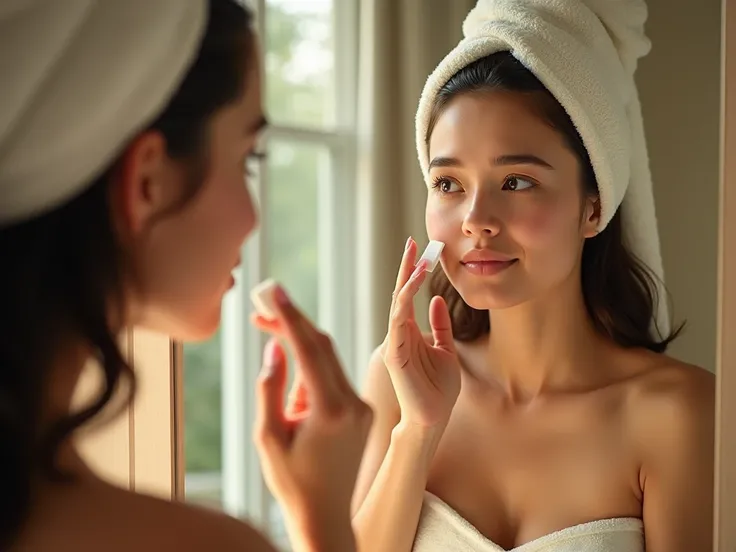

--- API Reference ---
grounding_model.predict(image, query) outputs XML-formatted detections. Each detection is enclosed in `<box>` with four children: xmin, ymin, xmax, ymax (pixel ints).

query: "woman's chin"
<box><xmin>178</xmin><ymin>322</ymin><xmax>220</xmax><ymax>343</ymax></box>
<box><xmin>455</xmin><ymin>286</ymin><xmax>526</xmax><ymax>312</ymax></box>
<box><xmin>181</xmin><ymin>311</ymin><xmax>222</xmax><ymax>343</ymax></box>
<box><xmin>138</xmin><ymin>305</ymin><xmax>222</xmax><ymax>344</ymax></box>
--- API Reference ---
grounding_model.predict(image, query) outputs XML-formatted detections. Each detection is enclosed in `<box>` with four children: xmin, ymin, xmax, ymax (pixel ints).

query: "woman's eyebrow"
<box><xmin>492</xmin><ymin>154</ymin><xmax>554</xmax><ymax>169</ymax></box>
<box><xmin>428</xmin><ymin>153</ymin><xmax>555</xmax><ymax>170</ymax></box>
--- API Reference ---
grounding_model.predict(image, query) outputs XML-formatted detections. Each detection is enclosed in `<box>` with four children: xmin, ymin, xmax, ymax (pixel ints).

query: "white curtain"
<box><xmin>354</xmin><ymin>0</ymin><xmax>476</xmax><ymax>373</ymax></box>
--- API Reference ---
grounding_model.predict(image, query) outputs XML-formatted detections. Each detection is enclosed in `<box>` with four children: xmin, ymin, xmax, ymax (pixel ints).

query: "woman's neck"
<box><xmin>483</xmin><ymin>276</ymin><xmax>613</xmax><ymax>401</ymax></box>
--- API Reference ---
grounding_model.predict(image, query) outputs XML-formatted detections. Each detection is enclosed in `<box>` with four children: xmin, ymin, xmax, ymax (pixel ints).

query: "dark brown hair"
<box><xmin>427</xmin><ymin>52</ymin><xmax>683</xmax><ymax>349</ymax></box>
<box><xmin>0</xmin><ymin>0</ymin><xmax>253</xmax><ymax>546</ymax></box>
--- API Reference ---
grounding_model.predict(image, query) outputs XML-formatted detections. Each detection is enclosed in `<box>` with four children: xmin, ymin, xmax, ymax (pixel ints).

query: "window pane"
<box><xmin>265</xmin><ymin>0</ymin><xmax>334</xmax><ymax>129</ymax></box>
<box><xmin>183</xmin><ymin>331</ymin><xmax>223</xmax><ymax>509</ymax></box>
<box><xmin>265</xmin><ymin>139</ymin><xmax>323</xmax><ymax>321</ymax></box>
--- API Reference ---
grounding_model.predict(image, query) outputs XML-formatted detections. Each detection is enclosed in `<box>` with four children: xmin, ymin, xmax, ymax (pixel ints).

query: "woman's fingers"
<box><xmin>429</xmin><ymin>295</ymin><xmax>455</xmax><ymax>352</ymax></box>
<box><xmin>252</xmin><ymin>311</ymin><xmax>312</xmax><ymax>418</ymax></box>
<box><xmin>386</xmin><ymin>259</ymin><xmax>429</xmax><ymax>354</ymax></box>
<box><xmin>250</xmin><ymin>312</ymin><xmax>284</xmax><ymax>335</ymax></box>
<box><xmin>253</xmin><ymin>295</ymin><xmax>355</xmax><ymax>404</ymax></box>
<box><xmin>391</xmin><ymin>237</ymin><xmax>419</xmax><ymax>319</ymax></box>
<box><xmin>270</xmin><ymin>285</ymin><xmax>344</xmax><ymax>414</ymax></box>
<box><xmin>253</xmin><ymin>338</ymin><xmax>289</xmax><ymax>453</ymax></box>
<box><xmin>286</xmin><ymin>371</ymin><xmax>309</xmax><ymax>417</ymax></box>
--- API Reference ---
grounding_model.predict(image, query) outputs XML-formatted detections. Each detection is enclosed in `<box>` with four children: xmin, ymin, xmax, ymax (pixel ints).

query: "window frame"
<box><xmin>715</xmin><ymin>0</ymin><xmax>736</xmax><ymax>548</ymax></box>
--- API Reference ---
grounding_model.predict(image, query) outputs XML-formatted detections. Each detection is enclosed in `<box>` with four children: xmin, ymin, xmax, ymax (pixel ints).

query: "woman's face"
<box><xmin>426</xmin><ymin>91</ymin><xmax>599</xmax><ymax>311</ymax></box>
<box><xmin>118</xmin><ymin>42</ymin><xmax>265</xmax><ymax>341</ymax></box>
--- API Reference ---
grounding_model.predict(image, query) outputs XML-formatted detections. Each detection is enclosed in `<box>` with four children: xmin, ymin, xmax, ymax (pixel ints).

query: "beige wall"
<box><xmin>637</xmin><ymin>0</ymin><xmax>721</xmax><ymax>371</ymax></box>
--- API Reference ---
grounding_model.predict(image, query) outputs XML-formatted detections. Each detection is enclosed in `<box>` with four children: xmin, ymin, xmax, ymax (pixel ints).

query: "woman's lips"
<box><xmin>461</xmin><ymin>259</ymin><xmax>518</xmax><ymax>276</ymax></box>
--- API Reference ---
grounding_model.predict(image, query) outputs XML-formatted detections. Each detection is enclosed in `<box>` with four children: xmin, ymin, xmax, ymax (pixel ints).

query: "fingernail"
<box><xmin>405</xmin><ymin>236</ymin><xmax>413</xmax><ymax>251</ymax></box>
<box><xmin>274</xmin><ymin>285</ymin><xmax>291</xmax><ymax>308</ymax></box>
<box><xmin>262</xmin><ymin>339</ymin><xmax>280</xmax><ymax>377</ymax></box>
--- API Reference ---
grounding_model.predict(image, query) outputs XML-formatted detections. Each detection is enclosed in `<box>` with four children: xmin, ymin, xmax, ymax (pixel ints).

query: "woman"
<box><xmin>348</xmin><ymin>2</ymin><xmax>715</xmax><ymax>551</ymax></box>
<box><xmin>0</xmin><ymin>1</ymin><xmax>370</xmax><ymax>551</ymax></box>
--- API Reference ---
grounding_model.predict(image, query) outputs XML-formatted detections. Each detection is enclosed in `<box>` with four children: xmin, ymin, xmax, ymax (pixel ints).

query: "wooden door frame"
<box><xmin>715</xmin><ymin>0</ymin><xmax>736</xmax><ymax>548</ymax></box>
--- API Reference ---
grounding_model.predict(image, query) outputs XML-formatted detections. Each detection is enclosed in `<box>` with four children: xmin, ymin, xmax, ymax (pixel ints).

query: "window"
<box><xmin>182</xmin><ymin>0</ymin><xmax>359</xmax><ymax>548</ymax></box>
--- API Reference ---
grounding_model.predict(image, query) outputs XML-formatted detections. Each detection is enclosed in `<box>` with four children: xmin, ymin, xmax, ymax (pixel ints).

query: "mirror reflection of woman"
<box><xmin>349</xmin><ymin>2</ymin><xmax>716</xmax><ymax>551</ymax></box>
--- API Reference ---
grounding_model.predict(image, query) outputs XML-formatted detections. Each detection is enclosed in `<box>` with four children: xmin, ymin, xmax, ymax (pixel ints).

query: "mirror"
<box><xmin>73</xmin><ymin>0</ymin><xmax>732</xmax><ymax>549</ymax></box>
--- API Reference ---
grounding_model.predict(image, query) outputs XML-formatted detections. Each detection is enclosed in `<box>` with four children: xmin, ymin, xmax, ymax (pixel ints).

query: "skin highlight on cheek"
<box><xmin>519</xmin><ymin>206</ymin><xmax>565</xmax><ymax>245</ymax></box>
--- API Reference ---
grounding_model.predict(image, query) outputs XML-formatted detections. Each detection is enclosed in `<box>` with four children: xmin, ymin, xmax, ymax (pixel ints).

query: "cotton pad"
<box><xmin>251</xmin><ymin>278</ymin><xmax>279</xmax><ymax>320</ymax></box>
<box><xmin>418</xmin><ymin>240</ymin><xmax>445</xmax><ymax>272</ymax></box>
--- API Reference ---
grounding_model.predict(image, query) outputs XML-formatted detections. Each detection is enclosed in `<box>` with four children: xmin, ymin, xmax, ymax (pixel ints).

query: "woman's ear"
<box><xmin>582</xmin><ymin>196</ymin><xmax>601</xmax><ymax>238</ymax></box>
<box><xmin>110</xmin><ymin>130</ymin><xmax>180</xmax><ymax>240</ymax></box>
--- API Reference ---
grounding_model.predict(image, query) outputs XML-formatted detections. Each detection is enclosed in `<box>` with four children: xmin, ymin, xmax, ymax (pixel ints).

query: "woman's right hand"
<box><xmin>381</xmin><ymin>237</ymin><xmax>462</xmax><ymax>429</ymax></box>
<box><xmin>253</xmin><ymin>285</ymin><xmax>373</xmax><ymax>552</ymax></box>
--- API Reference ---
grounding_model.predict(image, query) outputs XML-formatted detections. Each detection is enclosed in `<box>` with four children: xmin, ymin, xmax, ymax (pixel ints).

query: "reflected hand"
<box><xmin>381</xmin><ymin>237</ymin><xmax>462</xmax><ymax>429</ymax></box>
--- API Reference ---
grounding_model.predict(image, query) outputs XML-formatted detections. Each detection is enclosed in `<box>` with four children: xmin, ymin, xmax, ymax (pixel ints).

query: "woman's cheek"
<box><xmin>510</xmin><ymin>203</ymin><xmax>567</xmax><ymax>247</ymax></box>
<box><xmin>425</xmin><ymin>201</ymin><xmax>458</xmax><ymax>243</ymax></box>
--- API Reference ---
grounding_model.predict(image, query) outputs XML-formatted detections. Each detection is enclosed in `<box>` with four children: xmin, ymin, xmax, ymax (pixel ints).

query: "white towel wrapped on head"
<box><xmin>0</xmin><ymin>0</ymin><xmax>207</xmax><ymax>226</ymax></box>
<box><xmin>415</xmin><ymin>0</ymin><xmax>669</xmax><ymax>337</ymax></box>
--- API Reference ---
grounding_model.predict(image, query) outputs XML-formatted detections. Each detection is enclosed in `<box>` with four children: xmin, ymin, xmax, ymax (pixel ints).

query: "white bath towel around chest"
<box><xmin>413</xmin><ymin>492</ymin><xmax>644</xmax><ymax>552</ymax></box>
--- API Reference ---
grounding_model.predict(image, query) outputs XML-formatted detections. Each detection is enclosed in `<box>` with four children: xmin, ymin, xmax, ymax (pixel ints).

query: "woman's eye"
<box><xmin>244</xmin><ymin>159</ymin><xmax>254</xmax><ymax>176</ymax></box>
<box><xmin>502</xmin><ymin>175</ymin><xmax>535</xmax><ymax>191</ymax></box>
<box><xmin>433</xmin><ymin>177</ymin><xmax>461</xmax><ymax>193</ymax></box>
<box><xmin>244</xmin><ymin>151</ymin><xmax>267</xmax><ymax>177</ymax></box>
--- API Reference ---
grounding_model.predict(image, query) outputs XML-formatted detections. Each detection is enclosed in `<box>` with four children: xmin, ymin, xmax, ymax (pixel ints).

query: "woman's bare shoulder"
<box><xmin>18</xmin><ymin>480</ymin><xmax>277</xmax><ymax>552</ymax></box>
<box><xmin>120</xmin><ymin>489</ymin><xmax>276</xmax><ymax>552</ymax></box>
<box><xmin>621</xmin><ymin>351</ymin><xmax>715</xmax><ymax>458</ymax></box>
<box><xmin>624</xmin><ymin>351</ymin><xmax>714</xmax><ymax>407</ymax></box>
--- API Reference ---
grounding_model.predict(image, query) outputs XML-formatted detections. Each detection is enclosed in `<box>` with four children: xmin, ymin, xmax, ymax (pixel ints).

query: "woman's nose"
<box><xmin>461</xmin><ymin>195</ymin><xmax>502</xmax><ymax>238</ymax></box>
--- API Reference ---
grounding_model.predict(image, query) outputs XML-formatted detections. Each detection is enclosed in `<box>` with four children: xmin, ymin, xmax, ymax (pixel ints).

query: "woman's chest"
<box><xmin>425</xmin><ymin>389</ymin><xmax>642</xmax><ymax>548</ymax></box>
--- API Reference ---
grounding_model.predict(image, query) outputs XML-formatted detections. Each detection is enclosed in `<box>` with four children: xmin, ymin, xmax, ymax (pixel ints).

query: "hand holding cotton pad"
<box><xmin>251</xmin><ymin>278</ymin><xmax>279</xmax><ymax>320</ymax></box>
<box><xmin>418</xmin><ymin>240</ymin><xmax>445</xmax><ymax>272</ymax></box>
<box><xmin>251</xmin><ymin>242</ymin><xmax>444</xmax><ymax>320</ymax></box>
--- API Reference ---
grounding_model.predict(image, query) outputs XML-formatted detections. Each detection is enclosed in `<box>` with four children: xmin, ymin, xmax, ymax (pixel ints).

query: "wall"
<box><xmin>638</xmin><ymin>0</ymin><xmax>721</xmax><ymax>371</ymax></box>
